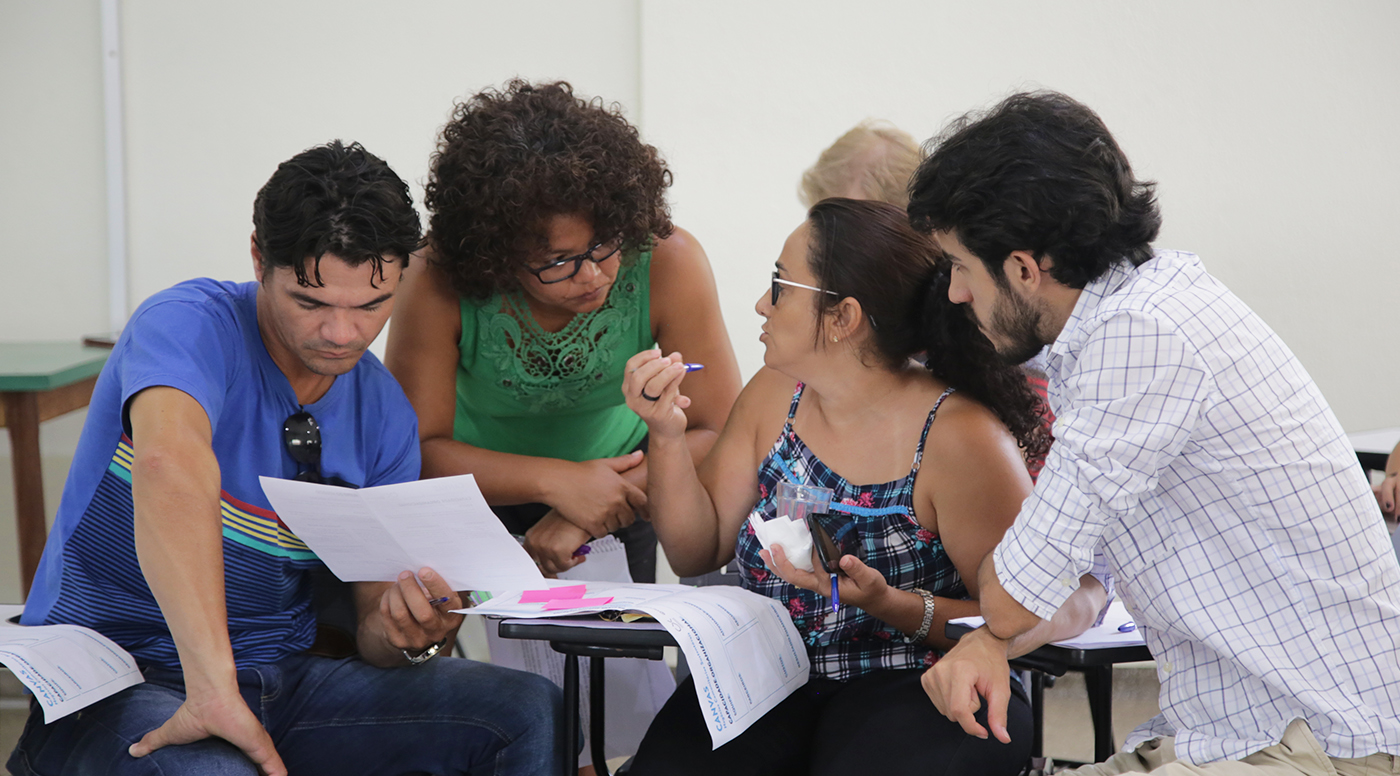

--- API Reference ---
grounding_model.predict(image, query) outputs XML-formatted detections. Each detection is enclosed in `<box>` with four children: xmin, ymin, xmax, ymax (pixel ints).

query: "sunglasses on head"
<box><xmin>770</xmin><ymin>271</ymin><xmax>839</xmax><ymax>307</ymax></box>
<box><xmin>283</xmin><ymin>411</ymin><xmax>357</xmax><ymax>489</ymax></box>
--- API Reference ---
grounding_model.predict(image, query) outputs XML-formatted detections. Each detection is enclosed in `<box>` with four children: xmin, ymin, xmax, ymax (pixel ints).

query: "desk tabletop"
<box><xmin>945</xmin><ymin>622</ymin><xmax>1153</xmax><ymax>675</ymax></box>
<box><xmin>1348</xmin><ymin>427</ymin><xmax>1400</xmax><ymax>456</ymax></box>
<box><xmin>497</xmin><ymin>617</ymin><xmax>678</xmax><ymax>649</ymax></box>
<box><xmin>0</xmin><ymin>342</ymin><xmax>111</xmax><ymax>391</ymax></box>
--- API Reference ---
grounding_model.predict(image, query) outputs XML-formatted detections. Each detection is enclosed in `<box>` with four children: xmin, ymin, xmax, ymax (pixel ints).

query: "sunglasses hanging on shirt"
<box><xmin>283</xmin><ymin>411</ymin><xmax>358</xmax><ymax>489</ymax></box>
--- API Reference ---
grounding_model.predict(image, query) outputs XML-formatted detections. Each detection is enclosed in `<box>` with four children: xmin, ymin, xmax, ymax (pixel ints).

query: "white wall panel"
<box><xmin>120</xmin><ymin>0</ymin><xmax>641</xmax><ymax>310</ymax></box>
<box><xmin>639</xmin><ymin>0</ymin><xmax>1400</xmax><ymax>430</ymax></box>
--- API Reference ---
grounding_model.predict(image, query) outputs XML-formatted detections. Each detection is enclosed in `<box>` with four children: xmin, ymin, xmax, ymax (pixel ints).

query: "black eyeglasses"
<box><xmin>770</xmin><ymin>271</ymin><xmax>839</xmax><ymax>307</ymax></box>
<box><xmin>525</xmin><ymin>239</ymin><xmax>624</xmax><ymax>284</ymax></box>
<box><xmin>283</xmin><ymin>411</ymin><xmax>357</xmax><ymax>489</ymax></box>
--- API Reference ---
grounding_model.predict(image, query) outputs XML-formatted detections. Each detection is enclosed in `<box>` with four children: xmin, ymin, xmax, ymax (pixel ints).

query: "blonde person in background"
<box><xmin>799</xmin><ymin>120</ymin><xmax>923</xmax><ymax>208</ymax></box>
<box><xmin>802</xmin><ymin>120</ymin><xmax>1054</xmax><ymax>480</ymax></box>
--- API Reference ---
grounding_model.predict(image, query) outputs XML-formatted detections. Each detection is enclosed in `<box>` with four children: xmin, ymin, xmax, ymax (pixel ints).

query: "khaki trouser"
<box><xmin>1064</xmin><ymin>719</ymin><xmax>1399</xmax><ymax>776</ymax></box>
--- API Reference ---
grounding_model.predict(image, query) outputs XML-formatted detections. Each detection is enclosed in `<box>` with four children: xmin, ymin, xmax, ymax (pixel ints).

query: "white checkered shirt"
<box><xmin>994</xmin><ymin>250</ymin><xmax>1400</xmax><ymax>764</ymax></box>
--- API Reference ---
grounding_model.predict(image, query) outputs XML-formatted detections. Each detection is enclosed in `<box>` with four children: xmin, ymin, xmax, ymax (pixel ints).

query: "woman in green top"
<box><xmin>387</xmin><ymin>80</ymin><xmax>741</xmax><ymax>581</ymax></box>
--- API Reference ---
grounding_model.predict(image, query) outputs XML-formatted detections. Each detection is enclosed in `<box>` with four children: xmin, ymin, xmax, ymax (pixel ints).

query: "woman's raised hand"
<box><xmin>624</xmin><ymin>349</ymin><xmax>692</xmax><ymax>439</ymax></box>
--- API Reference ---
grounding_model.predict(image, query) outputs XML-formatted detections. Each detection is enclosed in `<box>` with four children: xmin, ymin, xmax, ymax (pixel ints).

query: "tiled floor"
<box><xmin>1040</xmin><ymin>663</ymin><xmax>1162</xmax><ymax>767</ymax></box>
<box><xmin>0</xmin><ymin>663</ymin><xmax>1160</xmax><ymax>771</ymax></box>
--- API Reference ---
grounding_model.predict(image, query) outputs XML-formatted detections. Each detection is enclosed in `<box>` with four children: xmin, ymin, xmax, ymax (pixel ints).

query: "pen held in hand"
<box><xmin>683</xmin><ymin>363</ymin><xmax>704</xmax><ymax>372</ymax></box>
<box><xmin>572</xmin><ymin>544</ymin><xmax>591</xmax><ymax>558</ymax></box>
<box><xmin>829</xmin><ymin>572</ymin><xmax>840</xmax><ymax>613</ymax></box>
<box><xmin>427</xmin><ymin>596</ymin><xmax>451</xmax><ymax>606</ymax></box>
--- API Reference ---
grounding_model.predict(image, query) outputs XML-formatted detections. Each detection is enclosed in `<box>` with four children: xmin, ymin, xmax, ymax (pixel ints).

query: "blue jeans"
<box><xmin>7</xmin><ymin>653</ymin><xmax>563</xmax><ymax>776</ymax></box>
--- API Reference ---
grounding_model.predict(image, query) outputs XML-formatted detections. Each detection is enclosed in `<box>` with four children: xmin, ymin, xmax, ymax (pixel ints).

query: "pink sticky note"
<box><xmin>543</xmin><ymin>596</ymin><xmax>615</xmax><ymax>611</ymax></box>
<box><xmin>519</xmin><ymin>585</ymin><xmax>588</xmax><ymax>603</ymax></box>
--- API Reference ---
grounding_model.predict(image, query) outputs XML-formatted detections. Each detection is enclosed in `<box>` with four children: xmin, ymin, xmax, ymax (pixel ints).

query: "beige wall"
<box><xmin>643</xmin><ymin>0</ymin><xmax>1400</xmax><ymax>432</ymax></box>
<box><xmin>0</xmin><ymin>0</ymin><xmax>641</xmax><ymax>602</ymax></box>
<box><xmin>2</xmin><ymin>0</ymin><xmax>1398</xmax><ymax>600</ymax></box>
<box><xmin>0</xmin><ymin>1</ymin><xmax>109</xmax><ymax>342</ymax></box>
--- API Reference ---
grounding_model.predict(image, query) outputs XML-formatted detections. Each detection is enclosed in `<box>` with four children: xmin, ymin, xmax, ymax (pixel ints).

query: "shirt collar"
<box><xmin>1046</xmin><ymin>258</ymin><xmax>1139</xmax><ymax>363</ymax></box>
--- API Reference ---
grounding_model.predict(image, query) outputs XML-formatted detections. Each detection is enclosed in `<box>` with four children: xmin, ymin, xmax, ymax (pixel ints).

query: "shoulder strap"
<box><xmin>910</xmin><ymin>387</ymin><xmax>955</xmax><ymax>476</ymax></box>
<box><xmin>787</xmin><ymin>383</ymin><xmax>805</xmax><ymax>421</ymax></box>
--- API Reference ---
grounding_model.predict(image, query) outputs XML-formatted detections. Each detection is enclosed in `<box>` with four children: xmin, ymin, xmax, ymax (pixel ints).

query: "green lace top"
<box><xmin>453</xmin><ymin>251</ymin><xmax>654</xmax><ymax>462</ymax></box>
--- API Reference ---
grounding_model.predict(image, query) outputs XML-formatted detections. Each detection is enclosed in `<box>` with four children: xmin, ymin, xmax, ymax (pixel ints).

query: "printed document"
<box><xmin>466</xmin><ymin>582</ymin><xmax>810</xmax><ymax>748</ymax></box>
<box><xmin>485</xmin><ymin>536</ymin><xmax>675</xmax><ymax>765</ymax></box>
<box><xmin>0</xmin><ymin>607</ymin><xmax>143</xmax><ymax>723</ymax></box>
<box><xmin>949</xmin><ymin>600</ymin><xmax>1145</xmax><ymax>649</ymax></box>
<box><xmin>260</xmin><ymin>474</ymin><xmax>544</xmax><ymax>591</ymax></box>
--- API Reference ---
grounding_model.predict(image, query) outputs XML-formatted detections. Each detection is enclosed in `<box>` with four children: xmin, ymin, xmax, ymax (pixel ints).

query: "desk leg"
<box><xmin>563</xmin><ymin>652</ymin><xmax>580</xmax><ymax>776</ymax></box>
<box><xmin>1085</xmin><ymin>665</ymin><xmax>1115</xmax><ymax>762</ymax></box>
<box><xmin>3</xmin><ymin>392</ymin><xmax>46</xmax><ymax>600</ymax></box>
<box><xmin>590</xmin><ymin>656</ymin><xmax>609</xmax><ymax>776</ymax></box>
<box><xmin>1029</xmin><ymin>671</ymin><xmax>1044</xmax><ymax>759</ymax></box>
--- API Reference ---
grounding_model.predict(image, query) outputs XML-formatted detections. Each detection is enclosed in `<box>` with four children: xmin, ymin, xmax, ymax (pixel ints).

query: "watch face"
<box><xmin>404</xmin><ymin>639</ymin><xmax>445</xmax><ymax>664</ymax></box>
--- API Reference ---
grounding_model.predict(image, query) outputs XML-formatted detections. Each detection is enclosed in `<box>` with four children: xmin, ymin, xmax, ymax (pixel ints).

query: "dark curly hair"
<box><xmin>806</xmin><ymin>199</ymin><xmax>1051</xmax><ymax>459</ymax></box>
<box><xmin>908</xmin><ymin>91</ymin><xmax>1160</xmax><ymax>290</ymax></box>
<box><xmin>423</xmin><ymin>80</ymin><xmax>674</xmax><ymax>300</ymax></box>
<box><xmin>252</xmin><ymin>140</ymin><xmax>421</xmax><ymax>287</ymax></box>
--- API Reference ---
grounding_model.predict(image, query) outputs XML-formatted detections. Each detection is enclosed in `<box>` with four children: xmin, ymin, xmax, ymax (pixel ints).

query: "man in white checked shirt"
<box><xmin>910</xmin><ymin>91</ymin><xmax>1400</xmax><ymax>775</ymax></box>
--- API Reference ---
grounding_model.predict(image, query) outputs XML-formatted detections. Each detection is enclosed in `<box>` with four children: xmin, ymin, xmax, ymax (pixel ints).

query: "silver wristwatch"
<box><xmin>402</xmin><ymin>637</ymin><xmax>448</xmax><ymax>665</ymax></box>
<box><xmin>907</xmin><ymin>588</ymin><xmax>936</xmax><ymax>643</ymax></box>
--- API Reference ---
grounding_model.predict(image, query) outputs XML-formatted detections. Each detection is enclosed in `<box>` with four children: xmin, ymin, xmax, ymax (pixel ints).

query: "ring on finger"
<box><xmin>640</xmin><ymin>388</ymin><xmax>661</xmax><ymax>401</ymax></box>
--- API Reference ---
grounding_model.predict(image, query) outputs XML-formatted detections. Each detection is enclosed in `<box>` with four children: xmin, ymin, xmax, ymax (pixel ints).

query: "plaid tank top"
<box><xmin>735</xmin><ymin>383</ymin><xmax>966</xmax><ymax>681</ymax></box>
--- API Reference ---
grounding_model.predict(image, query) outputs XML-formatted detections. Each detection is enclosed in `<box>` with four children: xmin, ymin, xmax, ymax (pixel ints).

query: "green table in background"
<box><xmin>0</xmin><ymin>343</ymin><xmax>112</xmax><ymax>599</ymax></box>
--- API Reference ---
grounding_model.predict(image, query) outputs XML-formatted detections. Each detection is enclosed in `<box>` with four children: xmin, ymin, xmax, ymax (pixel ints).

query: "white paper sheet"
<box><xmin>0</xmin><ymin>618</ymin><xmax>143</xmax><ymax>723</ymax></box>
<box><xmin>748</xmin><ymin>514</ymin><xmax>815</xmax><ymax>572</ymax></box>
<box><xmin>949</xmin><ymin>600</ymin><xmax>1146</xmax><ymax>650</ymax></box>
<box><xmin>637</xmin><ymin>587</ymin><xmax>809</xmax><ymax>748</ymax></box>
<box><xmin>483</xmin><ymin>536</ymin><xmax>675</xmax><ymax>765</ymax></box>
<box><xmin>464</xmin><ymin>581</ymin><xmax>810</xmax><ymax>749</ymax></box>
<box><xmin>259</xmin><ymin>474</ymin><xmax>544</xmax><ymax>591</ymax></box>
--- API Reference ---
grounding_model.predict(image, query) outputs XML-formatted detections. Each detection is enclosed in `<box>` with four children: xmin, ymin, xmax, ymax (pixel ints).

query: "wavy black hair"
<box><xmin>424</xmin><ymin>80</ymin><xmax>674</xmax><ymax>301</ymax></box>
<box><xmin>806</xmin><ymin>198</ymin><xmax>1051</xmax><ymax>459</ymax></box>
<box><xmin>908</xmin><ymin>91</ymin><xmax>1160</xmax><ymax>290</ymax></box>
<box><xmin>252</xmin><ymin>140</ymin><xmax>421</xmax><ymax>287</ymax></box>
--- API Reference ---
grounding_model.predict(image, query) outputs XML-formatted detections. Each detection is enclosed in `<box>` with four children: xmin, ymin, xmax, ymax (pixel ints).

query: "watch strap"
<box><xmin>402</xmin><ymin>637</ymin><xmax>448</xmax><ymax>665</ymax></box>
<box><xmin>907</xmin><ymin>588</ymin><xmax>936</xmax><ymax>644</ymax></box>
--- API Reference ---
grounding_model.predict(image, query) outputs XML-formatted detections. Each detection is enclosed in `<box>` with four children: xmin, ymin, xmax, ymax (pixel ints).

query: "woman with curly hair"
<box><xmin>621</xmin><ymin>199</ymin><xmax>1104</xmax><ymax>776</ymax></box>
<box><xmin>386</xmin><ymin>80</ymin><xmax>740</xmax><ymax>583</ymax></box>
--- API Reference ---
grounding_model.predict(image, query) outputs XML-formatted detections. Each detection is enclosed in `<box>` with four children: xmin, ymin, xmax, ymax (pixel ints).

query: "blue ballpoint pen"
<box><xmin>829</xmin><ymin>573</ymin><xmax>840</xmax><ymax>613</ymax></box>
<box><xmin>428</xmin><ymin>596</ymin><xmax>451</xmax><ymax>606</ymax></box>
<box><xmin>683</xmin><ymin>363</ymin><xmax>704</xmax><ymax>372</ymax></box>
<box><xmin>1118</xmin><ymin>621</ymin><xmax>1136</xmax><ymax>633</ymax></box>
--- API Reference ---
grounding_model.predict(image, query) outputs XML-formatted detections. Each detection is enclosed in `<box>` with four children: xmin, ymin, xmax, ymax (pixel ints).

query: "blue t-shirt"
<box><xmin>21</xmin><ymin>279</ymin><xmax>420</xmax><ymax>669</ymax></box>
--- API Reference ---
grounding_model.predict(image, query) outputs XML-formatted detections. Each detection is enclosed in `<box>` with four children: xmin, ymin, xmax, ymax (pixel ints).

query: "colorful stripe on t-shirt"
<box><xmin>106</xmin><ymin>437</ymin><xmax>317</xmax><ymax>561</ymax></box>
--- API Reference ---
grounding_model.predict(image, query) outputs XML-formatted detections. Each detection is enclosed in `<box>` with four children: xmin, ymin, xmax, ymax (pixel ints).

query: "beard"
<box><xmin>985</xmin><ymin>286</ymin><xmax>1047</xmax><ymax>366</ymax></box>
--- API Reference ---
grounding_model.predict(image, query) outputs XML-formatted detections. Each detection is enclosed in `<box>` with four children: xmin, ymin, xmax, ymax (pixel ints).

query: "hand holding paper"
<box><xmin>259</xmin><ymin>474</ymin><xmax>544</xmax><ymax>591</ymax></box>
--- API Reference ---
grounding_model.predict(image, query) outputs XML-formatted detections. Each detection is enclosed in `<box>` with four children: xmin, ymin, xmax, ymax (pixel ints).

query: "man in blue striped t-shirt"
<box><xmin>12</xmin><ymin>141</ymin><xmax>562</xmax><ymax>776</ymax></box>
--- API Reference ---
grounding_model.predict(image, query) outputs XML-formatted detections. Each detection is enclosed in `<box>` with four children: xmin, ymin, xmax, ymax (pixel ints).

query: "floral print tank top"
<box><xmin>735</xmin><ymin>383</ymin><xmax>966</xmax><ymax>681</ymax></box>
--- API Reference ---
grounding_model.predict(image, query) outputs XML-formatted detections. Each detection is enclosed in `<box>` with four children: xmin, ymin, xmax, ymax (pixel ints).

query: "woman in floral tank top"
<box><xmin>624</xmin><ymin>200</ymin><xmax>1106</xmax><ymax>776</ymax></box>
